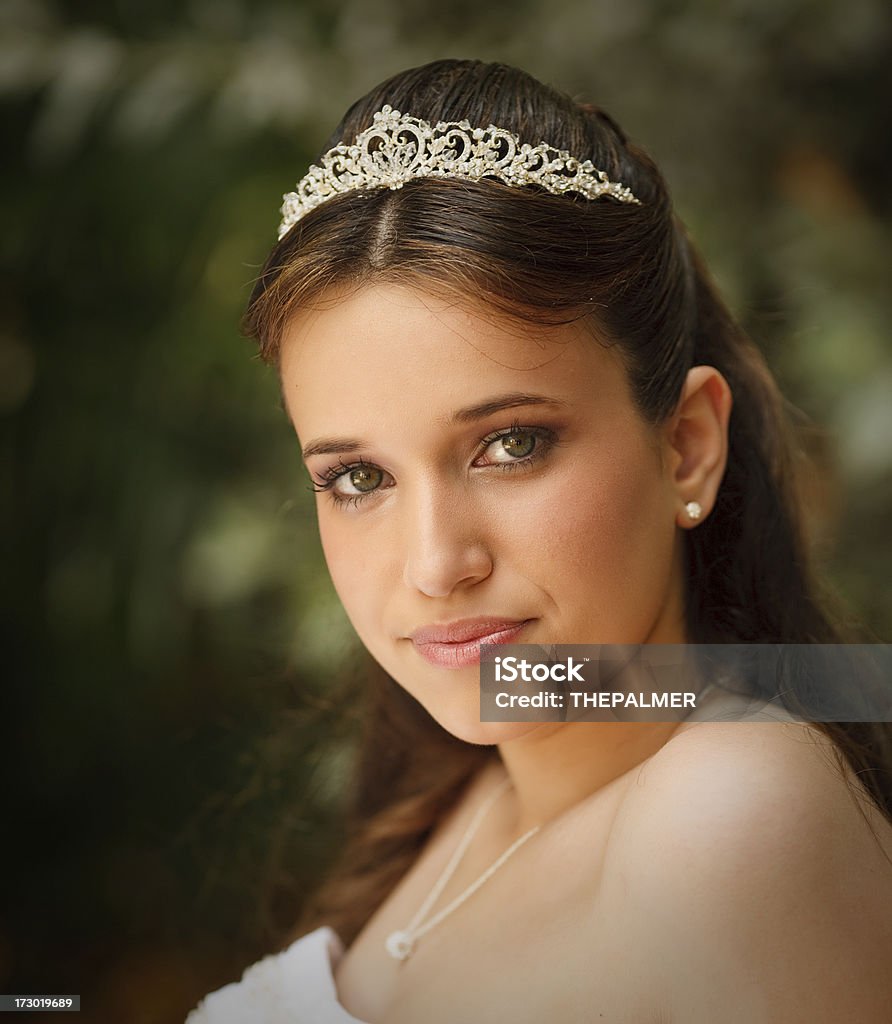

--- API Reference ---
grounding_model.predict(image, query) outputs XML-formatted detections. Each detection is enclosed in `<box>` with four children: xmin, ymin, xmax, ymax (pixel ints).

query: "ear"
<box><xmin>661</xmin><ymin>366</ymin><xmax>733</xmax><ymax>528</ymax></box>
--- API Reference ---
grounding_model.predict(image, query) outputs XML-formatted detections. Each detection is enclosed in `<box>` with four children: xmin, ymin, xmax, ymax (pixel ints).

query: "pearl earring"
<box><xmin>685</xmin><ymin>501</ymin><xmax>703</xmax><ymax>521</ymax></box>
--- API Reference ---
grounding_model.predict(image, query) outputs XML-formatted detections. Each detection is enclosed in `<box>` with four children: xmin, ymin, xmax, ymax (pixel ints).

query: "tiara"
<box><xmin>277</xmin><ymin>105</ymin><xmax>641</xmax><ymax>239</ymax></box>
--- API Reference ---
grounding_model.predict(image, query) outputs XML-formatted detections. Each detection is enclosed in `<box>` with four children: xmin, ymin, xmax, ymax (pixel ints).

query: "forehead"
<box><xmin>278</xmin><ymin>283</ymin><xmax>630</xmax><ymax>432</ymax></box>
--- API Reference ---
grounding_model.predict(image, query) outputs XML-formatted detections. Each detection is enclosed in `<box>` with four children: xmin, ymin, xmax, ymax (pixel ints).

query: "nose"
<box><xmin>401</xmin><ymin>479</ymin><xmax>493</xmax><ymax>598</ymax></box>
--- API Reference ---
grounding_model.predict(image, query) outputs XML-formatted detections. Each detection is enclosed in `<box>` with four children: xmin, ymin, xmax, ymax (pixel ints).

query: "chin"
<box><xmin>385</xmin><ymin>654</ymin><xmax>554</xmax><ymax>746</ymax></box>
<box><xmin>429</xmin><ymin>711</ymin><xmax>547</xmax><ymax>747</ymax></box>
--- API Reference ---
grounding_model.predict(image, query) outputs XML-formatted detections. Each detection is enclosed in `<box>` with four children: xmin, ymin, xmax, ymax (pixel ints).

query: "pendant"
<box><xmin>385</xmin><ymin>929</ymin><xmax>415</xmax><ymax>961</ymax></box>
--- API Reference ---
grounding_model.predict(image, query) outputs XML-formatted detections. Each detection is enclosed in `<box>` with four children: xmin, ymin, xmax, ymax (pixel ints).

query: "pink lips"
<box><xmin>409</xmin><ymin>617</ymin><xmax>531</xmax><ymax>669</ymax></box>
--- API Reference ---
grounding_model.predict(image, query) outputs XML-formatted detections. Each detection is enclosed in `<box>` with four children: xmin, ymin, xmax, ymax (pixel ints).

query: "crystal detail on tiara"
<box><xmin>278</xmin><ymin>105</ymin><xmax>641</xmax><ymax>239</ymax></box>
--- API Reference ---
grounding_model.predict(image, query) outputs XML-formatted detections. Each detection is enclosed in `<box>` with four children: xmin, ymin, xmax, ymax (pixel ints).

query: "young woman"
<box><xmin>186</xmin><ymin>59</ymin><xmax>892</xmax><ymax>1023</ymax></box>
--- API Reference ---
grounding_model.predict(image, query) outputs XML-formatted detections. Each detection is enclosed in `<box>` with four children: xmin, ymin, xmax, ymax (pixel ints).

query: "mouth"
<box><xmin>408</xmin><ymin>618</ymin><xmax>533</xmax><ymax>669</ymax></box>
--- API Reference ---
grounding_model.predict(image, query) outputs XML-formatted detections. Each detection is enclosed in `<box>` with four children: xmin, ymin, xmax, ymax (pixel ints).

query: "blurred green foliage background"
<box><xmin>3</xmin><ymin>0</ymin><xmax>891</xmax><ymax>1020</ymax></box>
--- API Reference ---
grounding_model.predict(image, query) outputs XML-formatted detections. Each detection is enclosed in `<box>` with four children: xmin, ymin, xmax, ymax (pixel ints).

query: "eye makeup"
<box><xmin>308</xmin><ymin>421</ymin><xmax>562</xmax><ymax>509</ymax></box>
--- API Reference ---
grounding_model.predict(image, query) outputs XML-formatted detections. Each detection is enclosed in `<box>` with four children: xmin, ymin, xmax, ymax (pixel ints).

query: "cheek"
<box><xmin>317</xmin><ymin>509</ymin><xmax>392</xmax><ymax>636</ymax></box>
<box><xmin>525</xmin><ymin>437</ymin><xmax>675</xmax><ymax>615</ymax></box>
<box><xmin>317</xmin><ymin>515</ymin><xmax>366</xmax><ymax>610</ymax></box>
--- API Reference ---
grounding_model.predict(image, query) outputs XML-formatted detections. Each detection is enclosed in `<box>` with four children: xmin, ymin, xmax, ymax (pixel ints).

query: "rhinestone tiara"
<box><xmin>277</xmin><ymin>105</ymin><xmax>641</xmax><ymax>240</ymax></box>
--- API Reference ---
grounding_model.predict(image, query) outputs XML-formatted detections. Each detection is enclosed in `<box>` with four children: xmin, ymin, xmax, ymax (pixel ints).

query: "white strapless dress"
<box><xmin>185</xmin><ymin>926</ymin><xmax>367</xmax><ymax>1023</ymax></box>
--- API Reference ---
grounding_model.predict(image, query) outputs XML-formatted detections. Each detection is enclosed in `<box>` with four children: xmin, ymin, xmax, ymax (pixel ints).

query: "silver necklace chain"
<box><xmin>384</xmin><ymin>776</ymin><xmax>540</xmax><ymax>961</ymax></box>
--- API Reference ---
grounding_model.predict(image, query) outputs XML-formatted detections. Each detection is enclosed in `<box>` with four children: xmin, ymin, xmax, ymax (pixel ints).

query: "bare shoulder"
<box><xmin>614</xmin><ymin>719</ymin><xmax>892</xmax><ymax>866</ymax></box>
<box><xmin>600</xmin><ymin>721</ymin><xmax>892</xmax><ymax>1023</ymax></box>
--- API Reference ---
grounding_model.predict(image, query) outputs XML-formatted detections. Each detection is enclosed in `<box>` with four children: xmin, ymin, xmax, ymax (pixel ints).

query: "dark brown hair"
<box><xmin>243</xmin><ymin>59</ymin><xmax>892</xmax><ymax>946</ymax></box>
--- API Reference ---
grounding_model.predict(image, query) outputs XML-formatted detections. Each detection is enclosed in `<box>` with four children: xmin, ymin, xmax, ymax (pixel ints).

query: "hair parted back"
<box><xmin>243</xmin><ymin>59</ymin><xmax>892</xmax><ymax>947</ymax></box>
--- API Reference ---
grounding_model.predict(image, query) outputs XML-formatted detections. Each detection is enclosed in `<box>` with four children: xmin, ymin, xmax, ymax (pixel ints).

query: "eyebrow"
<box><xmin>300</xmin><ymin>392</ymin><xmax>568</xmax><ymax>461</ymax></box>
<box><xmin>446</xmin><ymin>392</ymin><xmax>569</xmax><ymax>426</ymax></box>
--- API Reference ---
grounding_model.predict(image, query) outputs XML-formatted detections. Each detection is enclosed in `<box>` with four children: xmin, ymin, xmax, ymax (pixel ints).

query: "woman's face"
<box><xmin>280</xmin><ymin>283</ymin><xmax>689</xmax><ymax>744</ymax></box>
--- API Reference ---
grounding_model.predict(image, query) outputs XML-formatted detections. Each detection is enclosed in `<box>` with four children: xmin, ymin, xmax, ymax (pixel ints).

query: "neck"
<box><xmin>496</xmin><ymin>719</ymin><xmax>685</xmax><ymax>837</ymax></box>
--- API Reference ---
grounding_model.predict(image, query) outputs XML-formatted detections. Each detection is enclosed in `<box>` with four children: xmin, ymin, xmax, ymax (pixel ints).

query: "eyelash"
<box><xmin>308</xmin><ymin>456</ymin><xmax>387</xmax><ymax>510</ymax></box>
<box><xmin>308</xmin><ymin>421</ymin><xmax>560</xmax><ymax>509</ymax></box>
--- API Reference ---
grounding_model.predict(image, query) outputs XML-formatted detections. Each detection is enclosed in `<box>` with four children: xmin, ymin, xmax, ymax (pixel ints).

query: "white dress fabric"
<box><xmin>185</xmin><ymin>926</ymin><xmax>368</xmax><ymax>1024</ymax></box>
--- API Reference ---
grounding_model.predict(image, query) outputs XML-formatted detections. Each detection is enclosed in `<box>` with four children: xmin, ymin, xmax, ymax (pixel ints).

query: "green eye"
<box><xmin>349</xmin><ymin>466</ymin><xmax>383</xmax><ymax>492</ymax></box>
<box><xmin>478</xmin><ymin>426</ymin><xmax>553</xmax><ymax>468</ymax></box>
<box><xmin>500</xmin><ymin>432</ymin><xmax>536</xmax><ymax>458</ymax></box>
